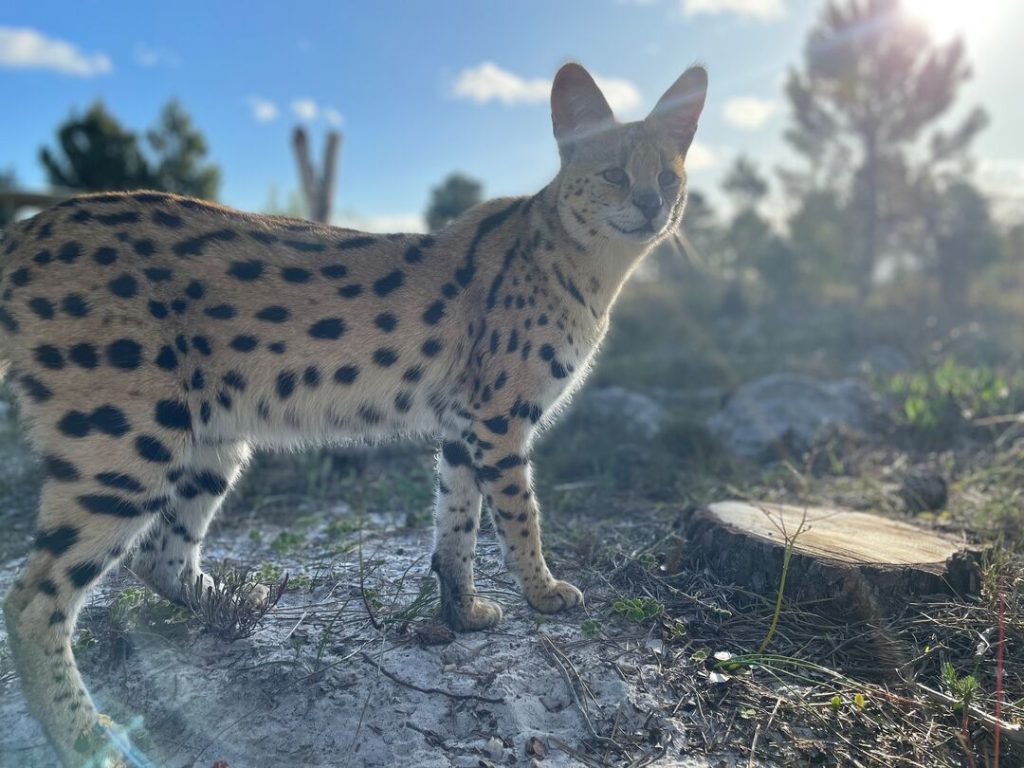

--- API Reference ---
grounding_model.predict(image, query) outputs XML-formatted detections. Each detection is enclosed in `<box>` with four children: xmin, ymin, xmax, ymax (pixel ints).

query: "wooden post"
<box><xmin>292</xmin><ymin>127</ymin><xmax>343</xmax><ymax>224</ymax></box>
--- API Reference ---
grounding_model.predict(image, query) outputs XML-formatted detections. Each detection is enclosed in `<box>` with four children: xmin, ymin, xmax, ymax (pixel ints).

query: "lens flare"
<box><xmin>901</xmin><ymin>0</ymin><xmax>1000</xmax><ymax>43</ymax></box>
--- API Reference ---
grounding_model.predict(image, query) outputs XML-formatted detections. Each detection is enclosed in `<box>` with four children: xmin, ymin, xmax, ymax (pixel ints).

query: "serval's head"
<box><xmin>550</xmin><ymin>62</ymin><xmax>707</xmax><ymax>248</ymax></box>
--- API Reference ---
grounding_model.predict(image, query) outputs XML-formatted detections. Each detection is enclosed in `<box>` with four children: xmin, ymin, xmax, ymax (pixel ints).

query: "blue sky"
<box><xmin>2</xmin><ymin>0</ymin><xmax>1022</xmax><ymax>230</ymax></box>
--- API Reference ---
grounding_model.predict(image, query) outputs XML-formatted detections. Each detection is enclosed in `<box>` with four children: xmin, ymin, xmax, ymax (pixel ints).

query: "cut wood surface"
<box><xmin>705</xmin><ymin>500</ymin><xmax>964</xmax><ymax>567</ymax></box>
<box><xmin>683</xmin><ymin>501</ymin><xmax>982</xmax><ymax>628</ymax></box>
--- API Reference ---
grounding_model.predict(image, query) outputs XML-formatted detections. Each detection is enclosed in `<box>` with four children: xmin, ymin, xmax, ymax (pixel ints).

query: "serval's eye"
<box><xmin>601</xmin><ymin>168</ymin><xmax>628</xmax><ymax>186</ymax></box>
<box><xmin>658</xmin><ymin>170</ymin><xmax>679</xmax><ymax>188</ymax></box>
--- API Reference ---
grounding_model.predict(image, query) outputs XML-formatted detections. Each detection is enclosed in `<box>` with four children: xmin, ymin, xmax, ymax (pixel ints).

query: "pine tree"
<box><xmin>426</xmin><ymin>173</ymin><xmax>483</xmax><ymax>232</ymax></box>
<box><xmin>784</xmin><ymin>0</ymin><xmax>987</xmax><ymax>296</ymax></box>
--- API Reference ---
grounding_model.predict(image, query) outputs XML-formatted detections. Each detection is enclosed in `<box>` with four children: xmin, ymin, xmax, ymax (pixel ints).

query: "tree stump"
<box><xmin>683</xmin><ymin>501</ymin><xmax>982</xmax><ymax>622</ymax></box>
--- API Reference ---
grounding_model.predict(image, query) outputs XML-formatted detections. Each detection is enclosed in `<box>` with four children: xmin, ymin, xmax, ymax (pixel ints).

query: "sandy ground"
<box><xmin>0</xmin><ymin>506</ymin><xmax>740</xmax><ymax>768</ymax></box>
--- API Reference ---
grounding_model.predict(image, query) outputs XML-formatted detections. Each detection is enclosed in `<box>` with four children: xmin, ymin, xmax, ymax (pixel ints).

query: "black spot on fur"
<box><xmin>255</xmin><ymin>306</ymin><xmax>289</xmax><ymax>323</ymax></box>
<box><xmin>108</xmin><ymin>274</ymin><xmax>137</xmax><ymax>298</ymax></box>
<box><xmin>550</xmin><ymin>361</ymin><xmax>569</xmax><ymax>379</ymax></box>
<box><xmin>282</xmin><ymin>240</ymin><xmax>324</xmax><ymax>253</ymax></box>
<box><xmin>91</xmin><ymin>405</ymin><xmax>130</xmax><ymax>437</ymax></box>
<box><xmin>191</xmin><ymin>369</ymin><xmax>205</xmax><ymax>390</ymax></box>
<box><xmin>155</xmin><ymin>345</ymin><xmax>178</xmax><ymax>370</ymax></box>
<box><xmin>282</xmin><ymin>267</ymin><xmax>312</xmax><ymax>283</ymax></box>
<box><xmin>358</xmin><ymin>405</ymin><xmax>383</xmax><ymax>424</ymax></box>
<box><xmin>222</xmin><ymin>370</ymin><xmax>246</xmax><ymax>391</ymax></box>
<box><xmin>35</xmin><ymin>345</ymin><xmax>64</xmax><ymax>369</ymax></box>
<box><xmin>36</xmin><ymin>526</ymin><xmax>79</xmax><ymax>556</ymax></box>
<box><xmin>66</xmin><ymin>561</ymin><xmax>103</xmax><ymax>589</ymax></box>
<box><xmin>373</xmin><ymin>348</ymin><xmax>398</xmax><ymax>367</ymax></box>
<box><xmin>0</xmin><ymin>307</ymin><xmax>18</xmax><ymax>332</ymax></box>
<box><xmin>96</xmin><ymin>472</ymin><xmax>145</xmax><ymax>494</ymax></box>
<box><xmin>155</xmin><ymin>400</ymin><xmax>192</xmax><ymax>431</ymax></box>
<box><xmin>276</xmin><ymin>371</ymin><xmax>297</xmax><ymax>400</ymax></box>
<box><xmin>192</xmin><ymin>336</ymin><xmax>212</xmax><ymax>355</ymax></box>
<box><xmin>10</xmin><ymin>267</ymin><xmax>31</xmax><ymax>286</ymax></box>
<box><xmin>57</xmin><ymin>242</ymin><xmax>82</xmax><ymax>263</ymax></box>
<box><xmin>193</xmin><ymin>471</ymin><xmax>228</xmax><ymax>495</ymax></box>
<box><xmin>227</xmin><ymin>260</ymin><xmax>264</xmax><ymax>281</ymax></box>
<box><xmin>373</xmin><ymin>270</ymin><xmax>404</xmax><ymax>296</ymax></box>
<box><xmin>268</xmin><ymin>342</ymin><xmax>286</xmax><ymax>354</ymax></box>
<box><xmin>334</xmin><ymin>365</ymin><xmax>359</xmax><ymax>384</ymax></box>
<box><xmin>61</xmin><ymin>294</ymin><xmax>89</xmax><ymax>317</ymax></box>
<box><xmin>149</xmin><ymin>301</ymin><xmax>168</xmax><ymax>319</ymax></box>
<box><xmin>200</xmin><ymin>401</ymin><xmax>212</xmax><ymax>424</ymax></box>
<box><xmin>152</xmin><ymin>210</ymin><xmax>184</xmax><ymax>228</ymax></box>
<box><xmin>143</xmin><ymin>267</ymin><xmax>173</xmax><ymax>283</ymax></box>
<box><xmin>539</xmin><ymin>344</ymin><xmax>555</xmax><ymax>361</ymax></box>
<box><xmin>422</xmin><ymin>301</ymin><xmax>445</xmax><ymax>325</ymax></box>
<box><xmin>136</xmin><ymin>435</ymin><xmax>173</xmax><ymax>463</ymax></box>
<box><xmin>421</xmin><ymin>338</ymin><xmax>443</xmax><ymax>357</ymax></box>
<box><xmin>320</xmin><ymin>264</ymin><xmax>348</xmax><ymax>279</ymax></box>
<box><xmin>247</xmin><ymin>230</ymin><xmax>277</xmax><ymax>244</ymax></box>
<box><xmin>483</xmin><ymin>416</ymin><xmax>509</xmax><ymax>435</ymax></box>
<box><xmin>67</xmin><ymin>343</ymin><xmax>97</xmax><ymax>370</ymax></box>
<box><xmin>171</xmin><ymin>298</ymin><xmax>187</xmax><ymax>314</ymax></box>
<box><xmin>175</xmin><ymin>335</ymin><xmax>189</xmax><ymax>354</ymax></box>
<box><xmin>173</xmin><ymin>229</ymin><xmax>237</xmax><ymax>257</ymax></box>
<box><xmin>43</xmin><ymin>454</ymin><xmax>80</xmax><ymax>482</ymax></box>
<box><xmin>107</xmin><ymin>339</ymin><xmax>142</xmax><ymax>369</ymax></box>
<box><xmin>442</xmin><ymin>440</ymin><xmax>472</xmax><ymax>468</ymax></box>
<box><xmin>78</xmin><ymin>494</ymin><xmax>141</xmax><ymax>518</ymax></box>
<box><xmin>402</xmin><ymin>366</ymin><xmax>423</xmax><ymax>383</ymax></box>
<box><xmin>303</xmin><ymin>366</ymin><xmax>320</xmax><ymax>387</ymax></box>
<box><xmin>134</xmin><ymin>239</ymin><xmax>156</xmax><ymax>257</ymax></box>
<box><xmin>38</xmin><ymin>580</ymin><xmax>58</xmax><ymax>596</ymax></box>
<box><xmin>204</xmin><ymin>304</ymin><xmax>236</xmax><ymax>320</ymax></box>
<box><xmin>33</xmin><ymin>250</ymin><xmax>52</xmax><ymax>265</ymax></box>
<box><xmin>19</xmin><ymin>375</ymin><xmax>52</xmax><ymax>402</ymax></box>
<box><xmin>394</xmin><ymin>392</ymin><xmax>413</xmax><ymax>412</ymax></box>
<box><xmin>404</xmin><ymin>245</ymin><xmax>424</xmax><ymax>264</ymax></box>
<box><xmin>374</xmin><ymin>313</ymin><xmax>397</xmax><ymax>332</ymax></box>
<box><xmin>230</xmin><ymin>335</ymin><xmax>259</xmax><ymax>352</ymax></box>
<box><xmin>309</xmin><ymin>317</ymin><xmax>345</xmax><ymax>339</ymax></box>
<box><xmin>93</xmin><ymin>246</ymin><xmax>117</xmax><ymax>265</ymax></box>
<box><xmin>338</xmin><ymin>284</ymin><xmax>362</xmax><ymax>298</ymax></box>
<box><xmin>96</xmin><ymin>211</ymin><xmax>140</xmax><ymax>226</ymax></box>
<box><xmin>185</xmin><ymin>280</ymin><xmax>205</xmax><ymax>300</ymax></box>
<box><xmin>27</xmin><ymin>297</ymin><xmax>55</xmax><ymax>319</ymax></box>
<box><xmin>337</xmin><ymin>236</ymin><xmax>376</xmax><ymax>250</ymax></box>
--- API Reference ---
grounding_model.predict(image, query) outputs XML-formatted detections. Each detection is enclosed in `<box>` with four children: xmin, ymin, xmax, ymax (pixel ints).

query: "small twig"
<box><xmin>539</xmin><ymin>634</ymin><xmax>620</xmax><ymax>748</ymax></box>
<box><xmin>748</xmin><ymin>697</ymin><xmax>782</xmax><ymax>766</ymax></box>
<box><xmin>359</xmin><ymin>652</ymin><xmax>503</xmax><ymax>704</ymax></box>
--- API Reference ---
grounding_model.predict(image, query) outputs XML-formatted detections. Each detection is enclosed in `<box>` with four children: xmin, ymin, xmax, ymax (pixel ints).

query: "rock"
<box><xmin>901</xmin><ymin>471</ymin><xmax>948</xmax><ymax>513</ymax></box>
<box><xmin>707</xmin><ymin>374</ymin><xmax>882</xmax><ymax>461</ymax></box>
<box><xmin>580</xmin><ymin>386</ymin><xmax>667</xmax><ymax>438</ymax></box>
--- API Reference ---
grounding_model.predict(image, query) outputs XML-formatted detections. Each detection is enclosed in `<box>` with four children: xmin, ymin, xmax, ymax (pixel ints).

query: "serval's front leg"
<box><xmin>449</xmin><ymin>424</ymin><xmax>582</xmax><ymax>616</ymax></box>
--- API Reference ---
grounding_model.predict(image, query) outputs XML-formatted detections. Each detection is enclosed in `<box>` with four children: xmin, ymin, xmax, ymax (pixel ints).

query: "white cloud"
<box><xmin>452</xmin><ymin>62</ymin><xmax>642</xmax><ymax>114</ymax></box>
<box><xmin>686</xmin><ymin>141</ymin><xmax>717</xmax><ymax>170</ymax></box>
<box><xmin>292</xmin><ymin>98</ymin><xmax>319</xmax><ymax>121</ymax></box>
<box><xmin>134</xmin><ymin>42</ymin><xmax>179</xmax><ymax>69</ymax></box>
<box><xmin>323</xmin><ymin>107</ymin><xmax>345</xmax><ymax>128</ymax></box>
<box><xmin>0</xmin><ymin>26</ymin><xmax>112</xmax><ymax>77</ymax></box>
<box><xmin>722</xmin><ymin>97</ymin><xmax>779</xmax><ymax>129</ymax></box>
<box><xmin>248</xmin><ymin>96</ymin><xmax>279</xmax><ymax>123</ymax></box>
<box><xmin>333</xmin><ymin>211</ymin><xmax>426</xmax><ymax>234</ymax></box>
<box><xmin>681</xmin><ymin>0</ymin><xmax>785</xmax><ymax>20</ymax></box>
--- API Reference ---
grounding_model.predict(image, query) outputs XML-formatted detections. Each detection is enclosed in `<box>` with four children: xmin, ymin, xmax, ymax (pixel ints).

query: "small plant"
<box><xmin>612</xmin><ymin>596</ymin><xmax>664</xmax><ymax>623</ymax></box>
<box><xmin>108</xmin><ymin>586</ymin><xmax>147</xmax><ymax>630</ymax></box>
<box><xmin>886</xmin><ymin>358</ymin><xmax>1024</xmax><ymax>438</ymax></box>
<box><xmin>255</xmin><ymin>561</ymin><xmax>284</xmax><ymax>583</ymax></box>
<box><xmin>580</xmin><ymin>619</ymin><xmax>602</xmax><ymax>638</ymax></box>
<box><xmin>184</xmin><ymin>565</ymin><xmax>287</xmax><ymax>640</ymax></box>
<box><xmin>942</xmin><ymin>662</ymin><xmax>979</xmax><ymax>712</ymax></box>
<box><xmin>270</xmin><ymin>530</ymin><xmax>305</xmax><ymax>553</ymax></box>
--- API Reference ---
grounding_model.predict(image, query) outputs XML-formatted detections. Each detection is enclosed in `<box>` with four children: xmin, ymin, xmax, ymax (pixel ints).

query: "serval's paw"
<box><xmin>527</xmin><ymin>580</ymin><xmax>584</xmax><ymax>615</ymax></box>
<box><xmin>443</xmin><ymin>595</ymin><xmax>504</xmax><ymax>632</ymax></box>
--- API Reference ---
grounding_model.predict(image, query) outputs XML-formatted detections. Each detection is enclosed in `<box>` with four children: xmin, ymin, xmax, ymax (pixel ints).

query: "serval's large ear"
<box><xmin>551</xmin><ymin>62</ymin><xmax>615</xmax><ymax>160</ymax></box>
<box><xmin>646</xmin><ymin>66</ymin><xmax>708</xmax><ymax>154</ymax></box>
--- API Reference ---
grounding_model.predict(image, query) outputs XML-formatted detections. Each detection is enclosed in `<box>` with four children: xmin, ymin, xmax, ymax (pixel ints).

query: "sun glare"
<box><xmin>902</xmin><ymin>0</ymin><xmax>1001</xmax><ymax>43</ymax></box>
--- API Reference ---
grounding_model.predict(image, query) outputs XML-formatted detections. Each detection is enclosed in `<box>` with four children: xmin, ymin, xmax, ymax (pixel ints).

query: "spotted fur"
<box><xmin>1</xmin><ymin>62</ymin><xmax>707</xmax><ymax>766</ymax></box>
